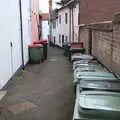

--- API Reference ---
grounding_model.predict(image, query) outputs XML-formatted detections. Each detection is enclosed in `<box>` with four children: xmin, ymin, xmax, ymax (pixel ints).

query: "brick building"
<box><xmin>80</xmin><ymin>0</ymin><xmax>120</xmax><ymax>24</ymax></box>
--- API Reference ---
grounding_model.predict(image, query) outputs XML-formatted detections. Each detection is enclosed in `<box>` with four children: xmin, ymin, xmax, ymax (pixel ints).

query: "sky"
<box><xmin>39</xmin><ymin>0</ymin><xmax>60</xmax><ymax>13</ymax></box>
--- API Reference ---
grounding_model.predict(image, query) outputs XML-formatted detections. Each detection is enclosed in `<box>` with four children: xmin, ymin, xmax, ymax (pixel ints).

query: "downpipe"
<box><xmin>19</xmin><ymin>0</ymin><xmax>25</xmax><ymax>70</ymax></box>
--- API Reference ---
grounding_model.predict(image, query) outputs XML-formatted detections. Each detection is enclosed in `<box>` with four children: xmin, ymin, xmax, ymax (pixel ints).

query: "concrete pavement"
<box><xmin>0</xmin><ymin>47</ymin><xmax>74</xmax><ymax>120</ymax></box>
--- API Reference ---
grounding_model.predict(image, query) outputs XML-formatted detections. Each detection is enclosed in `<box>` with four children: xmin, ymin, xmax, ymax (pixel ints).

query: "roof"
<box><xmin>41</xmin><ymin>13</ymin><xmax>49</xmax><ymax>20</ymax></box>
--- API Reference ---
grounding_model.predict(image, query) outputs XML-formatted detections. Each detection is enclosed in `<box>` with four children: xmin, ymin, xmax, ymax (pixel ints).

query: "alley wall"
<box><xmin>80</xmin><ymin>13</ymin><xmax>120</xmax><ymax>72</ymax></box>
<box><xmin>0</xmin><ymin>0</ymin><xmax>32</xmax><ymax>89</ymax></box>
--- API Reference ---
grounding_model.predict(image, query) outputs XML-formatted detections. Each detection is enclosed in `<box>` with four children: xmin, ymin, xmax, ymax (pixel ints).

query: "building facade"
<box><xmin>0</xmin><ymin>0</ymin><xmax>40</xmax><ymax>89</ymax></box>
<box><xmin>32</xmin><ymin>0</ymin><xmax>40</xmax><ymax>42</ymax></box>
<box><xmin>50</xmin><ymin>0</ymin><xmax>120</xmax><ymax>47</ymax></box>
<box><xmin>56</xmin><ymin>7</ymin><xmax>70</xmax><ymax>46</ymax></box>
<box><xmin>51</xmin><ymin>0</ymin><xmax>79</xmax><ymax>47</ymax></box>
<box><xmin>80</xmin><ymin>0</ymin><xmax>120</xmax><ymax>24</ymax></box>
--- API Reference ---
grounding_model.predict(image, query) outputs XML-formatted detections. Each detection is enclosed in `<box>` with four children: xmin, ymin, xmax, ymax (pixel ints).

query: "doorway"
<box><xmin>62</xmin><ymin>35</ymin><xmax>64</xmax><ymax>46</ymax></box>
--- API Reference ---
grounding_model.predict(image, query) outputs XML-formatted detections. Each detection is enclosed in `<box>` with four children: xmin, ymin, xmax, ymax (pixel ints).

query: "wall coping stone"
<box><xmin>79</xmin><ymin>21</ymin><xmax>113</xmax><ymax>32</ymax></box>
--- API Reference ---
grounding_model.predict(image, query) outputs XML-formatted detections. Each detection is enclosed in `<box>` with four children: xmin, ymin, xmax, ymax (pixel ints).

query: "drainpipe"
<box><xmin>19</xmin><ymin>0</ymin><xmax>25</xmax><ymax>70</ymax></box>
<box><xmin>69</xmin><ymin>8</ymin><xmax>71</xmax><ymax>43</ymax></box>
<box><xmin>29</xmin><ymin>0</ymin><xmax>32</xmax><ymax>41</ymax></box>
<box><xmin>72</xmin><ymin>6</ymin><xmax>74</xmax><ymax>42</ymax></box>
<box><xmin>78</xmin><ymin>0</ymin><xmax>80</xmax><ymax>42</ymax></box>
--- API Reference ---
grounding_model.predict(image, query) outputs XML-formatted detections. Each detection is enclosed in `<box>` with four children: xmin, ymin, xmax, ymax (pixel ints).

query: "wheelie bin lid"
<box><xmin>73</xmin><ymin>72</ymin><xmax>116</xmax><ymax>84</ymax></box>
<box><xmin>73</xmin><ymin>96</ymin><xmax>107</xmax><ymax>120</ymax></box>
<box><xmin>71</xmin><ymin>54</ymin><xmax>94</xmax><ymax>61</ymax></box>
<box><xmin>76</xmin><ymin>72</ymin><xmax>115</xmax><ymax>78</ymax></box>
<box><xmin>33</xmin><ymin>40</ymin><xmax>48</xmax><ymax>44</ymax></box>
<box><xmin>79</xmin><ymin>90</ymin><xmax>120</xmax><ymax>112</ymax></box>
<box><xmin>74</xmin><ymin>65</ymin><xmax>107</xmax><ymax>72</ymax></box>
<box><xmin>70</xmin><ymin>44</ymin><xmax>83</xmax><ymax>48</ymax></box>
<box><xmin>80</xmin><ymin>79</ymin><xmax>120</xmax><ymax>92</ymax></box>
<box><xmin>73</xmin><ymin>59</ymin><xmax>98</xmax><ymax>65</ymax></box>
<box><xmin>28</xmin><ymin>44</ymin><xmax>43</xmax><ymax>48</ymax></box>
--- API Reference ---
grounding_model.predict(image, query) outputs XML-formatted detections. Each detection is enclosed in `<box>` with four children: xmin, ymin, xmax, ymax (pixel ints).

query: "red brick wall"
<box><xmin>80</xmin><ymin>0</ymin><xmax>120</xmax><ymax>24</ymax></box>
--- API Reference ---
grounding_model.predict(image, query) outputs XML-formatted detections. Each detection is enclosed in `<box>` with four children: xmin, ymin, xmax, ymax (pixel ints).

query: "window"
<box><xmin>65</xmin><ymin>13</ymin><xmax>68</xmax><ymax>24</ymax></box>
<box><xmin>59</xmin><ymin>15</ymin><xmax>61</xmax><ymax>24</ymax></box>
<box><xmin>59</xmin><ymin>34</ymin><xmax>61</xmax><ymax>44</ymax></box>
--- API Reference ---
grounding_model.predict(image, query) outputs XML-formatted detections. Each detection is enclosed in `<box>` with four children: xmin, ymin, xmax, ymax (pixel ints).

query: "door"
<box><xmin>54</xmin><ymin>36</ymin><xmax>56</xmax><ymax>45</ymax></box>
<box><xmin>62</xmin><ymin>35</ymin><xmax>64</xmax><ymax>46</ymax></box>
<box><xmin>9</xmin><ymin>0</ymin><xmax>22</xmax><ymax>74</ymax></box>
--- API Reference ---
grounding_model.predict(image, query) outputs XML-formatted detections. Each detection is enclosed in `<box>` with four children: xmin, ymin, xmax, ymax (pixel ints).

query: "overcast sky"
<box><xmin>39</xmin><ymin>0</ymin><xmax>60</xmax><ymax>13</ymax></box>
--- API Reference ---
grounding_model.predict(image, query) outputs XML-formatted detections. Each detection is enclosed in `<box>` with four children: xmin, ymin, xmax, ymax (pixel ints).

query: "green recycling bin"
<box><xmin>29</xmin><ymin>44</ymin><xmax>43</xmax><ymax>63</ymax></box>
<box><xmin>69</xmin><ymin>47</ymin><xmax>85</xmax><ymax>61</ymax></box>
<box><xmin>34</xmin><ymin>40</ymin><xmax>48</xmax><ymax>60</ymax></box>
<box><xmin>63</xmin><ymin>42</ymin><xmax>70</xmax><ymax>57</ymax></box>
<box><xmin>78</xmin><ymin>90</ymin><xmax>120</xmax><ymax>119</ymax></box>
<box><xmin>43</xmin><ymin>41</ymin><xmax>48</xmax><ymax>59</ymax></box>
<box><xmin>74</xmin><ymin>72</ymin><xmax>116</xmax><ymax>85</ymax></box>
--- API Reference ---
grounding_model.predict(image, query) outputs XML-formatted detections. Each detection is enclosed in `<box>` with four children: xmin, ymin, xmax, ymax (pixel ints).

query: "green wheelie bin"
<box><xmin>29</xmin><ymin>44</ymin><xmax>43</xmax><ymax>63</ymax></box>
<box><xmin>62</xmin><ymin>42</ymin><xmax>70</xmax><ymax>57</ymax></box>
<box><xmin>34</xmin><ymin>40</ymin><xmax>48</xmax><ymax>60</ymax></box>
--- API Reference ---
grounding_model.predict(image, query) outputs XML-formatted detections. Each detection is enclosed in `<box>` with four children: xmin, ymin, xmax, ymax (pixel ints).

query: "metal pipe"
<box><xmin>69</xmin><ymin>8</ymin><xmax>71</xmax><ymax>43</ymax></box>
<box><xmin>78</xmin><ymin>0</ymin><xmax>80</xmax><ymax>42</ymax></box>
<box><xmin>19</xmin><ymin>0</ymin><xmax>24</xmax><ymax>69</ymax></box>
<box><xmin>72</xmin><ymin>7</ymin><xmax>74</xmax><ymax>42</ymax></box>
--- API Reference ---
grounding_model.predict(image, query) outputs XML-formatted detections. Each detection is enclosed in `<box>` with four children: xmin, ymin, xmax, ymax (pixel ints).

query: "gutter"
<box><xmin>19</xmin><ymin>0</ymin><xmax>25</xmax><ymax>69</ymax></box>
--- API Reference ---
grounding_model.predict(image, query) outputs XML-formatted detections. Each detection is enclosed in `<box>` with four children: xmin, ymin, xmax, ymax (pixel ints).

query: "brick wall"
<box><xmin>112</xmin><ymin>23</ymin><xmax>120</xmax><ymax>72</ymax></box>
<box><xmin>92</xmin><ymin>28</ymin><xmax>113</xmax><ymax>71</ymax></box>
<box><xmin>80</xmin><ymin>0</ymin><xmax>120</xmax><ymax>24</ymax></box>
<box><xmin>79</xmin><ymin>25</ymin><xmax>90</xmax><ymax>54</ymax></box>
<box><xmin>80</xmin><ymin>13</ymin><xmax>120</xmax><ymax>72</ymax></box>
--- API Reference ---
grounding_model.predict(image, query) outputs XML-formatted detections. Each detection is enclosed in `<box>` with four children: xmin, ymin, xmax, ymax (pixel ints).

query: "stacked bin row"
<box><xmin>62</xmin><ymin>42</ymin><xmax>85</xmax><ymax>60</ymax></box>
<box><xmin>71</xmin><ymin>53</ymin><xmax>120</xmax><ymax>120</ymax></box>
<box><xmin>28</xmin><ymin>40</ymin><xmax>48</xmax><ymax>63</ymax></box>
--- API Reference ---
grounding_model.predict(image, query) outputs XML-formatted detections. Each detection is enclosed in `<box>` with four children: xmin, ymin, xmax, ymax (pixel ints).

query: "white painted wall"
<box><xmin>0</xmin><ymin>0</ymin><xmax>12</xmax><ymax>89</ymax></box>
<box><xmin>22</xmin><ymin>0</ymin><xmax>32</xmax><ymax>65</ymax></box>
<box><xmin>51</xmin><ymin>3</ymin><xmax>79</xmax><ymax>46</ymax></box>
<box><xmin>0</xmin><ymin>0</ymin><xmax>32</xmax><ymax>89</ymax></box>
<box><xmin>42</xmin><ymin>21</ymin><xmax>49</xmax><ymax>40</ymax></box>
<box><xmin>56</xmin><ymin>8</ymin><xmax>70</xmax><ymax>47</ymax></box>
<box><xmin>10</xmin><ymin>0</ymin><xmax>22</xmax><ymax>75</ymax></box>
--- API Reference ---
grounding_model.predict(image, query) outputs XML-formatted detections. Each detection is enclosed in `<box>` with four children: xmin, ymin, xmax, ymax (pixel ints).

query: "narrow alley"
<box><xmin>0</xmin><ymin>47</ymin><xmax>74</xmax><ymax>120</ymax></box>
<box><xmin>1</xmin><ymin>0</ymin><xmax>120</xmax><ymax>120</ymax></box>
